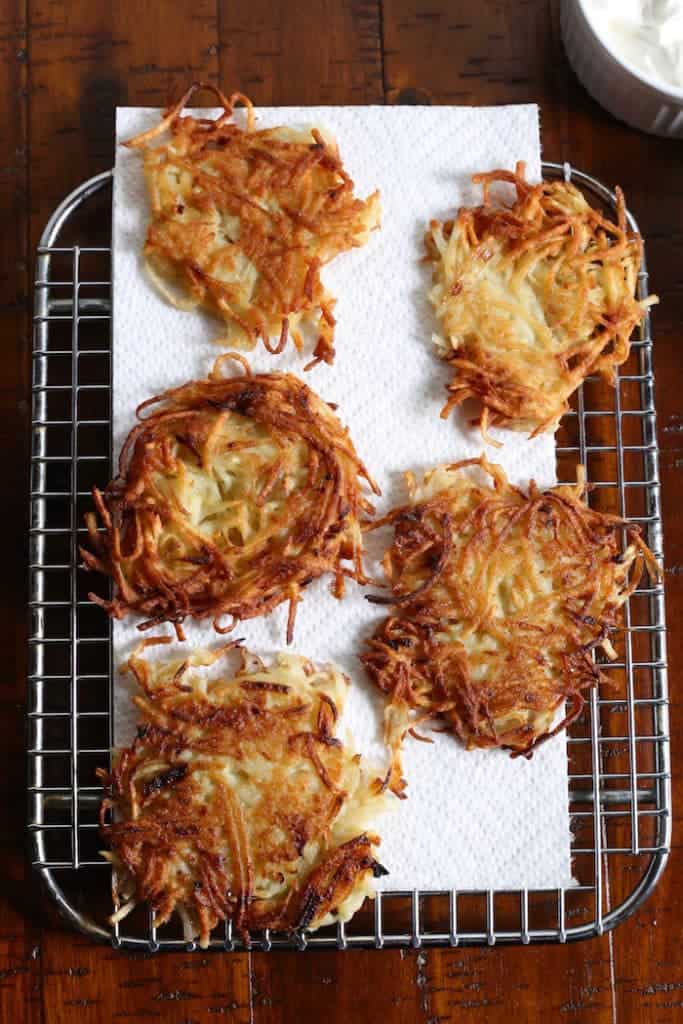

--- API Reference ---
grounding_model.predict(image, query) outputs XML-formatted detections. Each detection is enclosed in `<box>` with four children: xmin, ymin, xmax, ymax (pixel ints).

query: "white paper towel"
<box><xmin>112</xmin><ymin>104</ymin><xmax>573</xmax><ymax>891</ymax></box>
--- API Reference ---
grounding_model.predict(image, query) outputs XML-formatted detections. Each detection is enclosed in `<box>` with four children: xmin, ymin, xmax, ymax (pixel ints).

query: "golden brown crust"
<box><xmin>125</xmin><ymin>82</ymin><xmax>380</xmax><ymax>370</ymax></box>
<box><xmin>361</xmin><ymin>457</ymin><xmax>660</xmax><ymax>796</ymax></box>
<box><xmin>81</xmin><ymin>355</ymin><xmax>379</xmax><ymax>640</ymax></box>
<box><xmin>425</xmin><ymin>163</ymin><xmax>656</xmax><ymax>437</ymax></box>
<box><xmin>98</xmin><ymin>641</ymin><xmax>387</xmax><ymax>946</ymax></box>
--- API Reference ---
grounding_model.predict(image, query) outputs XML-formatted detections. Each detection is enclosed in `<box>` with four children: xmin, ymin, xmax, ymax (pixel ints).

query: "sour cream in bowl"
<box><xmin>561</xmin><ymin>0</ymin><xmax>683</xmax><ymax>137</ymax></box>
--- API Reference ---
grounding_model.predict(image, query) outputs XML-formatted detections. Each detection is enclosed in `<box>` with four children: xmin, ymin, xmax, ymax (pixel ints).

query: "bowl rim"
<box><xmin>575</xmin><ymin>0</ymin><xmax>683</xmax><ymax>103</ymax></box>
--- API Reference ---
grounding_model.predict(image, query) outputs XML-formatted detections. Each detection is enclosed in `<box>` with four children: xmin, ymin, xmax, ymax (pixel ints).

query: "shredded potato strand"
<box><xmin>425</xmin><ymin>162</ymin><xmax>657</xmax><ymax>435</ymax></box>
<box><xmin>125</xmin><ymin>82</ymin><xmax>380</xmax><ymax>368</ymax></box>
<box><xmin>361</xmin><ymin>456</ymin><xmax>660</xmax><ymax>797</ymax></box>
<box><xmin>81</xmin><ymin>356</ymin><xmax>379</xmax><ymax>639</ymax></box>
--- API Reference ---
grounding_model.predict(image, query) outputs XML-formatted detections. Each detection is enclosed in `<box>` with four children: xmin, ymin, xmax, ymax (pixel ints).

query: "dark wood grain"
<box><xmin>40</xmin><ymin>935</ymin><xmax>253</xmax><ymax>1024</ymax></box>
<box><xmin>218</xmin><ymin>0</ymin><xmax>384</xmax><ymax>105</ymax></box>
<box><xmin>27</xmin><ymin>0</ymin><xmax>220</xmax><ymax>244</ymax></box>
<box><xmin>2</xmin><ymin>0</ymin><xmax>681</xmax><ymax>1021</ymax></box>
<box><xmin>0</xmin><ymin>3</ymin><xmax>43</xmax><ymax>1023</ymax></box>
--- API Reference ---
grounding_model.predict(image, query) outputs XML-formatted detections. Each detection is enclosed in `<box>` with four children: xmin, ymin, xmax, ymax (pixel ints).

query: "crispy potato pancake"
<box><xmin>362</xmin><ymin>457</ymin><xmax>659</xmax><ymax>796</ymax></box>
<box><xmin>125</xmin><ymin>82</ymin><xmax>380</xmax><ymax>370</ymax></box>
<box><xmin>81</xmin><ymin>354</ymin><xmax>378</xmax><ymax>640</ymax></box>
<box><xmin>98</xmin><ymin>639</ymin><xmax>388</xmax><ymax>946</ymax></box>
<box><xmin>425</xmin><ymin>163</ymin><xmax>656</xmax><ymax>437</ymax></box>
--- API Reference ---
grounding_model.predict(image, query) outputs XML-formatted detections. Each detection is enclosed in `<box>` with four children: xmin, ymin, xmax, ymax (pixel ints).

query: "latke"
<box><xmin>362</xmin><ymin>456</ymin><xmax>659</xmax><ymax>796</ymax></box>
<box><xmin>99</xmin><ymin>639</ymin><xmax>388</xmax><ymax>946</ymax></box>
<box><xmin>125</xmin><ymin>82</ymin><xmax>380</xmax><ymax>370</ymax></box>
<box><xmin>81</xmin><ymin>355</ymin><xmax>378</xmax><ymax>640</ymax></box>
<box><xmin>425</xmin><ymin>163</ymin><xmax>656</xmax><ymax>438</ymax></box>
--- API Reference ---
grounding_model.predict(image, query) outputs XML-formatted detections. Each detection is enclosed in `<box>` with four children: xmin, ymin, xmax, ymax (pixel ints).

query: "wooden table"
<box><xmin>3</xmin><ymin>2</ymin><xmax>681</xmax><ymax>1021</ymax></box>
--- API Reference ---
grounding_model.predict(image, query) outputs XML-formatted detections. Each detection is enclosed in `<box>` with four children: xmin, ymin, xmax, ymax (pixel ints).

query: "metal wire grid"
<box><xmin>27</xmin><ymin>163</ymin><xmax>670</xmax><ymax>950</ymax></box>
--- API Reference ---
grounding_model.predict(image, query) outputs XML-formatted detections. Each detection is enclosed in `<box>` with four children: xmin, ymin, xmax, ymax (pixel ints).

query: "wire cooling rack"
<box><xmin>27</xmin><ymin>163</ymin><xmax>670</xmax><ymax>950</ymax></box>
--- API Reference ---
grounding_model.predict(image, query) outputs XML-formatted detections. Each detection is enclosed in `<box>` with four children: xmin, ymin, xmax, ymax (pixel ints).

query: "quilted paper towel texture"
<box><xmin>112</xmin><ymin>104</ymin><xmax>573</xmax><ymax>890</ymax></box>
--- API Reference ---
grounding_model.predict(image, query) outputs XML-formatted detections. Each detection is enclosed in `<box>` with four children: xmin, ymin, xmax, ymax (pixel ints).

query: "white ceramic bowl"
<box><xmin>561</xmin><ymin>0</ymin><xmax>683</xmax><ymax>137</ymax></box>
